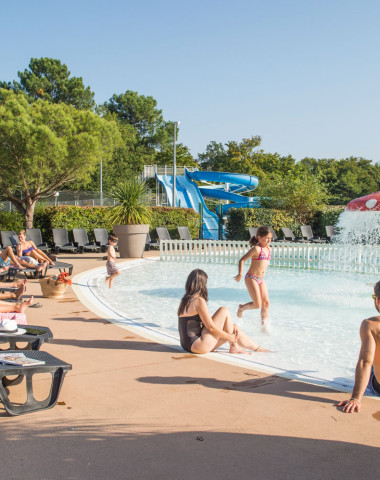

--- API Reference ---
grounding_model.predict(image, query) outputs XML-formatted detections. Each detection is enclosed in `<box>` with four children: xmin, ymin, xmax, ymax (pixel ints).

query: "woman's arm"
<box><xmin>197</xmin><ymin>298</ymin><xmax>235</xmax><ymax>344</ymax></box>
<box><xmin>234</xmin><ymin>247</ymin><xmax>256</xmax><ymax>281</ymax></box>
<box><xmin>16</xmin><ymin>243</ymin><xmax>22</xmax><ymax>257</ymax></box>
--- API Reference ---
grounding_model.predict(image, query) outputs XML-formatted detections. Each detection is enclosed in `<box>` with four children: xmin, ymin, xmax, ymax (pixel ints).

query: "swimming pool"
<box><xmin>73</xmin><ymin>259</ymin><xmax>378</xmax><ymax>393</ymax></box>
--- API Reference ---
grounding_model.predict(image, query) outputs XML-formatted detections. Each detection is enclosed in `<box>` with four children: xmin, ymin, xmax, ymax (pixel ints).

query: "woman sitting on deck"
<box><xmin>178</xmin><ymin>269</ymin><xmax>269</xmax><ymax>354</ymax></box>
<box><xmin>16</xmin><ymin>230</ymin><xmax>53</xmax><ymax>270</ymax></box>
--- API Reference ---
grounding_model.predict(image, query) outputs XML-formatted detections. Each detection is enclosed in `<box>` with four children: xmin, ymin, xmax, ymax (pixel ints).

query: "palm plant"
<box><xmin>108</xmin><ymin>178</ymin><xmax>151</xmax><ymax>227</ymax></box>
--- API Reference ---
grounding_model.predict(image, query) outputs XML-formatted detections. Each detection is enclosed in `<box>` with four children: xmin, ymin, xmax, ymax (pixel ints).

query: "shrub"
<box><xmin>0</xmin><ymin>211</ymin><xmax>24</xmax><ymax>232</ymax></box>
<box><xmin>311</xmin><ymin>205</ymin><xmax>345</xmax><ymax>237</ymax></box>
<box><xmin>226</xmin><ymin>208</ymin><xmax>299</xmax><ymax>240</ymax></box>
<box><xmin>33</xmin><ymin>205</ymin><xmax>200</xmax><ymax>243</ymax></box>
<box><xmin>149</xmin><ymin>207</ymin><xmax>200</xmax><ymax>240</ymax></box>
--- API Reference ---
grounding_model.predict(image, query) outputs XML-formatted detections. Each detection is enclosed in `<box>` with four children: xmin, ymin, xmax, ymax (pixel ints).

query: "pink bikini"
<box><xmin>245</xmin><ymin>247</ymin><xmax>271</xmax><ymax>285</ymax></box>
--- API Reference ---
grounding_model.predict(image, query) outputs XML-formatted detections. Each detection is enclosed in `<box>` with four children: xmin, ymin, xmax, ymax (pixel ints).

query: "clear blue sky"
<box><xmin>2</xmin><ymin>0</ymin><xmax>380</xmax><ymax>162</ymax></box>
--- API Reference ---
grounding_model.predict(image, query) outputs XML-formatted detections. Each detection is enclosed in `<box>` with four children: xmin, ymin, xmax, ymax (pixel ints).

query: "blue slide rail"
<box><xmin>156</xmin><ymin>169</ymin><xmax>260</xmax><ymax>240</ymax></box>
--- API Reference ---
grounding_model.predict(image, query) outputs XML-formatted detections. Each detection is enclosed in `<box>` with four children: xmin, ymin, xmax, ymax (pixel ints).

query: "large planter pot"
<box><xmin>113</xmin><ymin>224</ymin><xmax>149</xmax><ymax>258</ymax></box>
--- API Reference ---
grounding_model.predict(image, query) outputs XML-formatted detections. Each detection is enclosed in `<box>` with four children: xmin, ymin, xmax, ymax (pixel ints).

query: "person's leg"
<box><xmin>191</xmin><ymin>307</ymin><xmax>237</xmax><ymax>354</ymax></box>
<box><xmin>4</xmin><ymin>247</ymin><xmax>25</xmax><ymax>269</ymax></box>
<box><xmin>0</xmin><ymin>296</ymin><xmax>33</xmax><ymax>313</ymax></box>
<box><xmin>0</xmin><ymin>292</ymin><xmax>14</xmax><ymax>300</ymax></box>
<box><xmin>14</xmin><ymin>296</ymin><xmax>34</xmax><ymax>313</ymax></box>
<box><xmin>108</xmin><ymin>271</ymin><xmax>120</xmax><ymax>288</ymax></box>
<box><xmin>237</xmin><ymin>277</ymin><xmax>262</xmax><ymax>318</ymax></box>
<box><xmin>234</xmin><ymin>329</ymin><xmax>270</xmax><ymax>352</ymax></box>
<box><xmin>259</xmin><ymin>281</ymin><xmax>270</xmax><ymax>330</ymax></box>
<box><xmin>31</xmin><ymin>249</ymin><xmax>54</xmax><ymax>265</ymax></box>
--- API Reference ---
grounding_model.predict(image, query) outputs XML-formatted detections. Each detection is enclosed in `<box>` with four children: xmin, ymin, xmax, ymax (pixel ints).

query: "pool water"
<box><xmin>88</xmin><ymin>260</ymin><xmax>378</xmax><ymax>391</ymax></box>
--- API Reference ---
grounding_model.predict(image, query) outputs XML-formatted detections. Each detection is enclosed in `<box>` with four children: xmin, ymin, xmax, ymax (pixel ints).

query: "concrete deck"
<box><xmin>1</xmin><ymin>251</ymin><xmax>379</xmax><ymax>480</ymax></box>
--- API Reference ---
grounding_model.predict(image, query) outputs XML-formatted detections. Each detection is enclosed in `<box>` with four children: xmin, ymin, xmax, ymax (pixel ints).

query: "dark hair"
<box><xmin>374</xmin><ymin>281</ymin><xmax>380</xmax><ymax>298</ymax></box>
<box><xmin>249</xmin><ymin>226</ymin><xmax>271</xmax><ymax>247</ymax></box>
<box><xmin>178</xmin><ymin>269</ymin><xmax>208</xmax><ymax>316</ymax></box>
<box><xmin>108</xmin><ymin>234</ymin><xmax>118</xmax><ymax>243</ymax></box>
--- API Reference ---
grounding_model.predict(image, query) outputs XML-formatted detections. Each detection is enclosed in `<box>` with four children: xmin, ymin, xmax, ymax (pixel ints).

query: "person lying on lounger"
<box><xmin>0</xmin><ymin>245</ymin><xmax>46</xmax><ymax>272</ymax></box>
<box><xmin>0</xmin><ymin>279</ymin><xmax>27</xmax><ymax>301</ymax></box>
<box><xmin>178</xmin><ymin>269</ymin><xmax>270</xmax><ymax>354</ymax></box>
<box><xmin>16</xmin><ymin>230</ymin><xmax>53</xmax><ymax>269</ymax></box>
<box><xmin>0</xmin><ymin>296</ymin><xmax>34</xmax><ymax>313</ymax></box>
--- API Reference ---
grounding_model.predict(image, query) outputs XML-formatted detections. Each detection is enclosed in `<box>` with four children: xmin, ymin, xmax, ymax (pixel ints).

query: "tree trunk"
<box><xmin>24</xmin><ymin>199</ymin><xmax>37</xmax><ymax>229</ymax></box>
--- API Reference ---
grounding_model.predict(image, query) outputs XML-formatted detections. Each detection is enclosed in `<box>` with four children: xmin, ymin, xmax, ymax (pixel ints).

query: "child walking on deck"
<box><xmin>234</xmin><ymin>226</ymin><xmax>272</xmax><ymax>333</ymax></box>
<box><xmin>105</xmin><ymin>235</ymin><xmax>120</xmax><ymax>289</ymax></box>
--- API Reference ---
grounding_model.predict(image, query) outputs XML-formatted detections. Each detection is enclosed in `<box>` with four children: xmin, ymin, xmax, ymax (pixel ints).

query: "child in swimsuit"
<box><xmin>234</xmin><ymin>225</ymin><xmax>272</xmax><ymax>333</ymax></box>
<box><xmin>105</xmin><ymin>235</ymin><xmax>120</xmax><ymax>289</ymax></box>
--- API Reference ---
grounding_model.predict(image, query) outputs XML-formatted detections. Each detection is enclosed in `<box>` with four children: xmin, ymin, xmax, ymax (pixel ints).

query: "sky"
<box><xmin>2</xmin><ymin>0</ymin><xmax>380</xmax><ymax>163</ymax></box>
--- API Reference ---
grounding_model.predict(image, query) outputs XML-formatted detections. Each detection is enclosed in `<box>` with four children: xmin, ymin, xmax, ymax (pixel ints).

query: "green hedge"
<box><xmin>0</xmin><ymin>211</ymin><xmax>24</xmax><ymax>232</ymax></box>
<box><xmin>35</xmin><ymin>206</ymin><xmax>110</xmax><ymax>243</ymax></box>
<box><xmin>149</xmin><ymin>207</ymin><xmax>200</xmax><ymax>240</ymax></box>
<box><xmin>311</xmin><ymin>205</ymin><xmax>345</xmax><ymax>237</ymax></box>
<box><xmin>0</xmin><ymin>206</ymin><xmax>200</xmax><ymax>244</ymax></box>
<box><xmin>226</xmin><ymin>208</ymin><xmax>300</xmax><ymax>240</ymax></box>
<box><xmin>0</xmin><ymin>204</ymin><xmax>343</xmax><ymax>244</ymax></box>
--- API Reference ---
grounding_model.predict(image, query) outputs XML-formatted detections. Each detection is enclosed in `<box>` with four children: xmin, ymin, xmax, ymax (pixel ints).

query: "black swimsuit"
<box><xmin>178</xmin><ymin>314</ymin><xmax>203</xmax><ymax>352</ymax></box>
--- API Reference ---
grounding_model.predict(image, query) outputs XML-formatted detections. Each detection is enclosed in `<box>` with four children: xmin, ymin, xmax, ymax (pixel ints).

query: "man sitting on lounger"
<box><xmin>338</xmin><ymin>280</ymin><xmax>380</xmax><ymax>412</ymax></box>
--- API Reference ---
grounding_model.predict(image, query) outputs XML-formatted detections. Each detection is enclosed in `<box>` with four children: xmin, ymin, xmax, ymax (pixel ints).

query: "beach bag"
<box><xmin>39</xmin><ymin>276</ymin><xmax>68</xmax><ymax>298</ymax></box>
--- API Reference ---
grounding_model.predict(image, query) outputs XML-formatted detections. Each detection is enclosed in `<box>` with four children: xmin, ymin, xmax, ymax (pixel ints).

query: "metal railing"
<box><xmin>159</xmin><ymin>240</ymin><xmax>380</xmax><ymax>274</ymax></box>
<box><xmin>141</xmin><ymin>165</ymin><xmax>197</xmax><ymax>180</ymax></box>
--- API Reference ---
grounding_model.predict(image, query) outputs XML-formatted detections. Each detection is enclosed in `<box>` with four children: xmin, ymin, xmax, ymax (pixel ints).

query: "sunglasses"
<box><xmin>372</xmin><ymin>294</ymin><xmax>378</xmax><ymax>300</ymax></box>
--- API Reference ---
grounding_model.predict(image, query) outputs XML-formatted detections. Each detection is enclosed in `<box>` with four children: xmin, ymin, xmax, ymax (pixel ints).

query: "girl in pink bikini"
<box><xmin>234</xmin><ymin>226</ymin><xmax>272</xmax><ymax>333</ymax></box>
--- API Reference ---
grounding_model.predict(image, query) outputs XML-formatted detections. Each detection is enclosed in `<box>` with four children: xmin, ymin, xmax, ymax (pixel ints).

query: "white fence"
<box><xmin>160</xmin><ymin>240</ymin><xmax>380</xmax><ymax>275</ymax></box>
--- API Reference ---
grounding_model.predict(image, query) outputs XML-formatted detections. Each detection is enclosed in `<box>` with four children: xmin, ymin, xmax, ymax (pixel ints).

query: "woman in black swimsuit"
<box><xmin>178</xmin><ymin>269</ymin><xmax>269</xmax><ymax>354</ymax></box>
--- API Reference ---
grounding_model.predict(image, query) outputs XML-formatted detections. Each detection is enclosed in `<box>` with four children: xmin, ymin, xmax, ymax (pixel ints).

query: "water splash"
<box><xmin>335</xmin><ymin>210</ymin><xmax>380</xmax><ymax>245</ymax></box>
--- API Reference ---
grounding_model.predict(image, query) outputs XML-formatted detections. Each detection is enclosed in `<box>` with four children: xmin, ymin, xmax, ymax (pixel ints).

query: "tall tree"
<box><xmin>198</xmin><ymin>136</ymin><xmax>296</xmax><ymax>180</ymax></box>
<box><xmin>0</xmin><ymin>89</ymin><xmax>120</xmax><ymax>227</ymax></box>
<box><xmin>1</xmin><ymin>57</ymin><xmax>95</xmax><ymax>110</ymax></box>
<box><xmin>299</xmin><ymin>157</ymin><xmax>380</xmax><ymax>204</ymax></box>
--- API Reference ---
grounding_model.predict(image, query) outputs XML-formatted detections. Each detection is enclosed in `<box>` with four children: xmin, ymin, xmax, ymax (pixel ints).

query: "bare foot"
<box><xmin>255</xmin><ymin>346</ymin><xmax>272</xmax><ymax>352</ymax></box>
<box><xmin>229</xmin><ymin>343</ymin><xmax>251</xmax><ymax>355</ymax></box>
<box><xmin>237</xmin><ymin>304</ymin><xmax>244</xmax><ymax>319</ymax></box>
<box><xmin>0</xmin><ymin>266</ymin><xmax>9</xmax><ymax>273</ymax></box>
<box><xmin>16</xmin><ymin>296</ymin><xmax>33</xmax><ymax>313</ymax></box>
<box><xmin>105</xmin><ymin>276</ymin><xmax>110</xmax><ymax>285</ymax></box>
<box><xmin>15</xmin><ymin>284</ymin><xmax>26</xmax><ymax>300</ymax></box>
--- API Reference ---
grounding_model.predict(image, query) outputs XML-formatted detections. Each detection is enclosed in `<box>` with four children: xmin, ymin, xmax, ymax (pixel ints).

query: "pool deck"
<box><xmin>1</xmin><ymin>251</ymin><xmax>379</xmax><ymax>480</ymax></box>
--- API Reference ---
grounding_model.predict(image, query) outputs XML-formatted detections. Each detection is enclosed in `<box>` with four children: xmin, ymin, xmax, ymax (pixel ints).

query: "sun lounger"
<box><xmin>281</xmin><ymin>228</ymin><xmax>303</xmax><ymax>242</ymax></box>
<box><xmin>325</xmin><ymin>225</ymin><xmax>337</xmax><ymax>243</ymax></box>
<box><xmin>145</xmin><ymin>233</ymin><xmax>159</xmax><ymax>250</ymax></box>
<box><xmin>178</xmin><ymin>226</ymin><xmax>193</xmax><ymax>240</ymax></box>
<box><xmin>46</xmin><ymin>261</ymin><xmax>73</xmax><ymax>276</ymax></box>
<box><xmin>156</xmin><ymin>227</ymin><xmax>172</xmax><ymax>241</ymax></box>
<box><xmin>26</xmin><ymin>228</ymin><xmax>51</xmax><ymax>253</ymax></box>
<box><xmin>73</xmin><ymin>228</ymin><xmax>100</xmax><ymax>253</ymax></box>
<box><xmin>1</xmin><ymin>231</ymin><xmax>17</xmax><ymax>251</ymax></box>
<box><xmin>300</xmin><ymin>225</ymin><xmax>326</xmax><ymax>243</ymax></box>
<box><xmin>0</xmin><ymin>350</ymin><xmax>71</xmax><ymax>415</ymax></box>
<box><xmin>52</xmin><ymin>229</ymin><xmax>78</xmax><ymax>254</ymax></box>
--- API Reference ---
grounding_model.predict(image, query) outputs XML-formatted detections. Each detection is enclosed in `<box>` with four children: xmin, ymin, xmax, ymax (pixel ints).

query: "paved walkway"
<box><xmin>1</xmin><ymin>252</ymin><xmax>379</xmax><ymax>480</ymax></box>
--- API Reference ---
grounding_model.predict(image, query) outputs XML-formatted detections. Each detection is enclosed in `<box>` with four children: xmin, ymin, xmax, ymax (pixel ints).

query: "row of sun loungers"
<box><xmin>1</xmin><ymin>228</ymin><xmax>114</xmax><ymax>255</ymax></box>
<box><xmin>249</xmin><ymin>225</ymin><xmax>336</xmax><ymax>243</ymax></box>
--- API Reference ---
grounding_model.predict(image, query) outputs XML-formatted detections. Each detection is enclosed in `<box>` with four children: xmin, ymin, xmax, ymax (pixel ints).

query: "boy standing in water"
<box><xmin>105</xmin><ymin>235</ymin><xmax>120</xmax><ymax>289</ymax></box>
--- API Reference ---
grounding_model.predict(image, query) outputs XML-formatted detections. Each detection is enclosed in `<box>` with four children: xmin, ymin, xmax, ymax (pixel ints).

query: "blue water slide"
<box><xmin>187</xmin><ymin>170</ymin><xmax>259</xmax><ymax>191</ymax></box>
<box><xmin>155</xmin><ymin>169</ymin><xmax>260</xmax><ymax>239</ymax></box>
<box><xmin>186</xmin><ymin>170</ymin><xmax>260</xmax><ymax>214</ymax></box>
<box><xmin>155</xmin><ymin>174</ymin><xmax>220</xmax><ymax>240</ymax></box>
